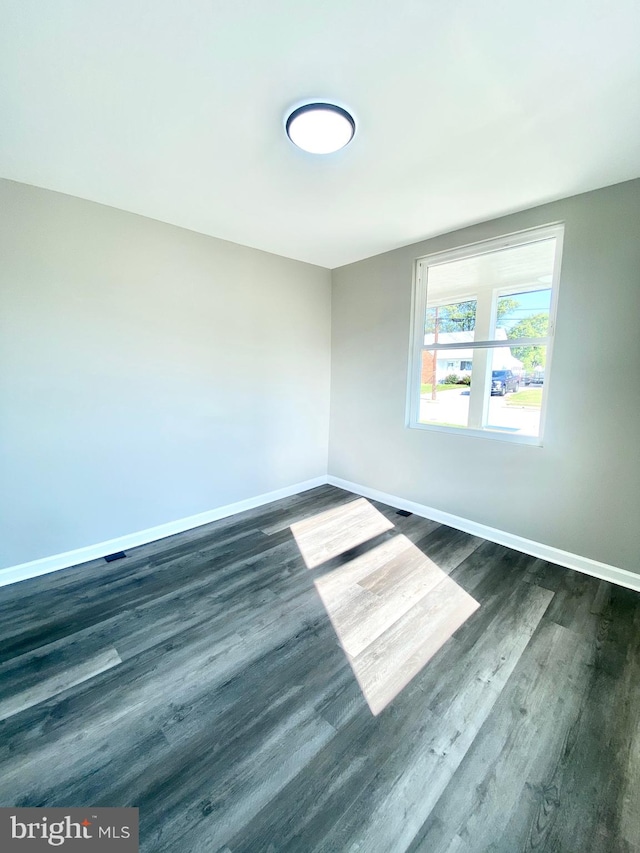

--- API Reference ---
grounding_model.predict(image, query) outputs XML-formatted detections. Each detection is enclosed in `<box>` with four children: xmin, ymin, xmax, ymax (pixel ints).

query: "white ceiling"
<box><xmin>1</xmin><ymin>1</ymin><xmax>639</xmax><ymax>269</ymax></box>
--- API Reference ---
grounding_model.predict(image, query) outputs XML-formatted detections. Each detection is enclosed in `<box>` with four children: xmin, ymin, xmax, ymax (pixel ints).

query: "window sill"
<box><xmin>407</xmin><ymin>421</ymin><xmax>543</xmax><ymax>446</ymax></box>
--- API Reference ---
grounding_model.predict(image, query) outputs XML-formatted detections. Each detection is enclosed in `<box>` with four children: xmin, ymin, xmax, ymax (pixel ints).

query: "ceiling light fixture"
<box><xmin>286</xmin><ymin>103</ymin><xmax>355</xmax><ymax>154</ymax></box>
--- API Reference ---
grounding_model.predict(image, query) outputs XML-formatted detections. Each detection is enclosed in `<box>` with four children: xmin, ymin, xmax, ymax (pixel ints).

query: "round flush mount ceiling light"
<box><xmin>286</xmin><ymin>103</ymin><xmax>355</xmax><ymax>154</ymax></box>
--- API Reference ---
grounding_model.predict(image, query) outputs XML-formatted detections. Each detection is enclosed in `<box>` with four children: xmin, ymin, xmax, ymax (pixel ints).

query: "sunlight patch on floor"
<box><xmin>290</xmin><ymin>498</ymin><xmax>393</xmax><ymax>569</ymax></box>
<box><xmin>291</xmin><ymin>499</ymin><xmax>479</xmax><ymax>715</ymax></box>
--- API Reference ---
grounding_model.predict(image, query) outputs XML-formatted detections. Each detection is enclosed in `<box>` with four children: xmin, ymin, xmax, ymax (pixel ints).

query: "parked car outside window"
<box><xmin>524</xmin><ymin>369</ymin><xmax>545</xmax><ymax>385</ymax></box>
<box><xmin>491</xmin><ymin>370</ymin><xmax>519</xmax><ymax>396</ymax></box>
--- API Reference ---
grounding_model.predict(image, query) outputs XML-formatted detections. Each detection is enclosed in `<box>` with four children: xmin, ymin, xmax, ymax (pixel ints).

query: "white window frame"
<box><xmin>406</xmin><ymin>223</ymin><xmax>564</xmax><ymax>445</ymax></box>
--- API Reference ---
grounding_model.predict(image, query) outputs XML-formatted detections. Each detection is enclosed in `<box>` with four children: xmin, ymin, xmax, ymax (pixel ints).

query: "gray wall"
<box><xmin>0</xmin><ymin>179</ymin><xmax>331</xmax><ymax>568</ymax></box>
<box><xmin>329</xmin><ymin>179</ymin><xmax>640</xmax><ymax>573</ymax></box>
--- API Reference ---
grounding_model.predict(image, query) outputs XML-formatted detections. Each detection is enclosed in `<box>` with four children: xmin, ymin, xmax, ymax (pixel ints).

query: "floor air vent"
<box><xmin>104</xmin><ymin>551</ymin><xmax>127</xmax><ymax>563</ymax></box>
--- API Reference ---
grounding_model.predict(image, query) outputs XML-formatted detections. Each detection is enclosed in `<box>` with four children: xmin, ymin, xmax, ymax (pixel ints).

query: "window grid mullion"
<box><xmin>423</xmin><ymin>336</ymin><xmax>549</xmax><ymax>352</ymax></box>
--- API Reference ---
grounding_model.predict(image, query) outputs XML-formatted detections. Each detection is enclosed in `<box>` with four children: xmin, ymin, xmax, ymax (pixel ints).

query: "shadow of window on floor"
<box><xmin>291</xmin><ymin>498</ymin><xmax>480</xmax><ymax>715</ymax></box>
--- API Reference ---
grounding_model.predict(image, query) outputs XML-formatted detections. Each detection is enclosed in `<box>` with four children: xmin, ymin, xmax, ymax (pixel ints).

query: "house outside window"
<box><xmin>408</xmin><ymin>224</ymin><xmax>564</xmax><ymax>444</ymax></box>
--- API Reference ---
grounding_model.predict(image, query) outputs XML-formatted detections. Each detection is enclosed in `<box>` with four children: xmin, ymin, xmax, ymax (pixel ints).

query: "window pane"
<box><xmin>424</xmin><ymin>237</ymin><xmax>557</xmax><ymax>346</ymax></box>
<box><xmin>418</xmin><ymin>349</ymin><xmax>471</xmax><ymax>428</ymax></box>
<box><xmin>424</xmin><ymin>299</ymin><xmax>478</xmax><ymax>345</ymax></box>
<box><xmin>483</xmin><ymin>346</ymin><xmax>547</xmax><ymax>437</ymax></box>
<box><xmin>495</xmin><ymin>288</ymin><xmax>551</xmax><ymax>340</ymax></box>
<box><xmin>418</xmin><ymin>344</ymin><xmax>548</xmax><ymax>436</ymax></box>
<box><xmin>427</xmin><ymin>239</ymin><xmax>556</xmax><ymax>305</ymax></box>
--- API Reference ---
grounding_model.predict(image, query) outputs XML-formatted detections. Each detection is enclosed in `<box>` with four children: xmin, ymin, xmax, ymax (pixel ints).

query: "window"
<box><xmin>408</xmin><ymin>224</ymin><xmax>563</xmax><ymax>444</ymax></box>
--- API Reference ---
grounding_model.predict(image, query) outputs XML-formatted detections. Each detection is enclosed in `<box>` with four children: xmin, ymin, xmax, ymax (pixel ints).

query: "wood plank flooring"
<box><xmin>1</xmin><ymin>485</ymin><xmax>639</xmax><ymax>852</ymax></box>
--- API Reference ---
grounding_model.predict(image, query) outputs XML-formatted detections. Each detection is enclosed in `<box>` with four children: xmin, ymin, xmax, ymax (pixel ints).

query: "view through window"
<box><xmin>409</xmin><ymin>225</ymin><xmax>564</xmax><ymax>442</ymax></box>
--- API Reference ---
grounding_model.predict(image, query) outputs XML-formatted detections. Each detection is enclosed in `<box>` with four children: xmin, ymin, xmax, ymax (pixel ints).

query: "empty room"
<box><xmin>1</xmin><ymin>2</ymin><xmax>639</xmax><ymax>851</ymax></box>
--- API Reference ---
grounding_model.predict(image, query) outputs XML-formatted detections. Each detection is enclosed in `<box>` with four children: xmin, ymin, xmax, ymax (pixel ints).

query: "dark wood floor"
<box><xmin>1</xmin><ymin>485</ymin><xmax>639</xmax><ymax>852</ymax></box>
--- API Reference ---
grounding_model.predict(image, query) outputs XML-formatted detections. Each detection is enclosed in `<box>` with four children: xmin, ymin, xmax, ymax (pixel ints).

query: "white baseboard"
<box><xmin>3</xmin><ymin>473</ymin><xmax>638</xmax><ymax>594</ymax></box>
<box><xmin>327</xmin><ymin>475</ymin><xmax>640</xmax><ymax>593</ymax></box>
<box><xmin>0</xmin><ymin>476</ymin><xmax>327</xmax><ymax>589</ymax></box>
